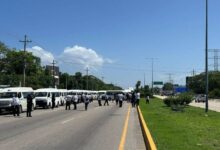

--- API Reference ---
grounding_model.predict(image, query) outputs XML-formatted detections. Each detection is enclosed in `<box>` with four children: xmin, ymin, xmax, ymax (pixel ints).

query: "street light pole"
<box><xmin>151</xmin><ymin>58</ymin><xmax>154</xmax><ymax>94</ymax></box>
<box><xmin>205</xmin><ymin>0</ymin><xmax>209</xmax><ymax>112</ymax></box>
<box><xmin>146</xmin><ymin>58</ymin><xmax>157</xmax><ymax>94</ymax></box>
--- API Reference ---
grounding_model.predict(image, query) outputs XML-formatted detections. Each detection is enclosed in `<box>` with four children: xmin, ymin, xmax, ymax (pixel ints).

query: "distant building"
<box><xmin>46</xmin><ymin>65</ymin><xmax>60</xmax><ymax>86</ymax></box>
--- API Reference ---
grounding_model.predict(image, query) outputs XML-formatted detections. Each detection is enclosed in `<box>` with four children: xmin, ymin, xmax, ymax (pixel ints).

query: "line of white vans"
<box><xmin>0</xmin><ymin>87</ymin><xmax>100</xmax><ymax>113</ymax></box>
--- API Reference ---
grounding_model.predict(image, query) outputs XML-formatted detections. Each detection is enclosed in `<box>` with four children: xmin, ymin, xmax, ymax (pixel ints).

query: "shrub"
<box><xmin>163</xmin><ymin>93</ymin><xmax>193</xmax><ymax>111</ymax></box>
<box><xmin>177</xmin><ymin>92</ymin><xmax>193</xmax><ymax>105</ymax></box>
<box><xmin>163</xmin><ymin>97</ymin><xmax>175</xmax><ymax>107</ymax></box>
<box><xmin>209</xmin><ymin>89</ymin><xmax>220</xmax><ymax>98</ymax></box>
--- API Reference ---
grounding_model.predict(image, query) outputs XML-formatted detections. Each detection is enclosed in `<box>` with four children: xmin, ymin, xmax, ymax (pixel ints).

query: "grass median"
<box><xmin>139</xmin><ymin>98</ymin><xmax>220</xmax><ymax>150</ymax></box>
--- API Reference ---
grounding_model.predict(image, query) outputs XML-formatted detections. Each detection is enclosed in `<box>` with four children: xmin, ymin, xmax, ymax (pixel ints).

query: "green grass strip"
<box><xmin>139</xmin><ymin>98</ymin><xmax>220</xmax><ymax>150</ymax></box>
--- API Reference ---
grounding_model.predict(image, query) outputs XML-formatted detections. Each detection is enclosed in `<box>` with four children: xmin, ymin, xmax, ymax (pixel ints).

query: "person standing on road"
<box><xmin>118</xmin><ymin>93</ymin><xmax>124</xmax><ymax>107</ymax></box>
<box><xmin>65</xmin><ymin>95</ymin><xmax>71</xmax><ymax>110</ymax></box>
<box><xmin>136</xmin><ymin>91</ymin><xmax>140</xmax><ymax>106</ymax></box>
<box><xmin>26</xmin><ymin>94</ymin><xmax>33</xmax><ymax>117</ymax></box>
<box><xmin>98</xmin><ymin>94</ymin><xmax>102</xmax><ymax>106</ymax></box>
<box><xmin>52</xmin><ymin>93</ymin><xmax>55</xmax><ymax>110</ymax></box>
<box><xmin>84</xmin><ymin>94</ymin><xmax>90</xmax><ymax>111</ymax></box>
<box><xmin>115</xmin><ymin>93</ymin><xmax>119</xmax><ymax>105</ymax></box>
<box><xmin>73</xmin><ymin>94</ymin><xmax>78</xmax><ymax>110</ymax></box>
<box><xmin>131</xmin><ymin>92</ymin><xmax>136</xmax><ymax>107</ymax></box>
<box><xmin>12</xmin><ymin>94</ymin><xmax>20</xmax><ymax>117</ymax></box>
<box><xmin>103</xmin><ymin>94</ymin><xmax>109</xmax><ymax>106</ymax></box>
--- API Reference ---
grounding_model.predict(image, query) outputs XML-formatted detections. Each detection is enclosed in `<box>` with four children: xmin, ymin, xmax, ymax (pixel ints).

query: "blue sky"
<box><xmin>0</xmin><ymin>0</ymin><xmax>220</xmax><ymax>88</ymax></box>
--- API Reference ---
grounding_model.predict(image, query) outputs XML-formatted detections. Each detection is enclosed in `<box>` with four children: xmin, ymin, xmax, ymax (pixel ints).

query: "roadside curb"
<box><xmin>137</xmin><ymin>106</ymin><xmax>157</xmax><ymax>150</ymax></box>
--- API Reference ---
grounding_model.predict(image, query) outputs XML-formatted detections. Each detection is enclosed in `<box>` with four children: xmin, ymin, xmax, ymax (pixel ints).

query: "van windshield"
<box><xmin>35</xmin><ymin>92</ymin><xmax>47</xmax><ymax>97</ymax></box>
<box><xmin>0</xmin><ymin>92</ymin><xmax>17</xmax><ymax>98</ymax></box>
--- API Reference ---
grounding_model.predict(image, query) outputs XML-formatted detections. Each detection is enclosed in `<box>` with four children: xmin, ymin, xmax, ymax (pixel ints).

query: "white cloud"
<box><xmin>59</xmin><ymin>45</ymin><xmax>113</xmax><ymax>69</ymax></box>
<box><xmin>27</xmin><ymin>46</ymin><xmax>54</xmax><ymax>66</ymax></box>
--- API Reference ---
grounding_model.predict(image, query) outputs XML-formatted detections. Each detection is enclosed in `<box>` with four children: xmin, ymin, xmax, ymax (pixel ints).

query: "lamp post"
<box><xmin>205</xmin><ymin>0</ymin><xmax>209</xmax><ymax>112</ymax></box>
<box><xmin>146</xmin><ymin>58</ymin><xmax>157</xmax><ymax>95</ymax></box>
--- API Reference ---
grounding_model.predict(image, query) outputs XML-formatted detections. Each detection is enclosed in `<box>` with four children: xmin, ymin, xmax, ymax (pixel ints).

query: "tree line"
<box><xmin>186</xmin><ymin>71</ymin><xmax>220</xmax><ymax>98</ymax></box>
<box><xmin>0</xmin><ymin>42</ymin><xmax>122</xmax><ymax>90</ymax></box>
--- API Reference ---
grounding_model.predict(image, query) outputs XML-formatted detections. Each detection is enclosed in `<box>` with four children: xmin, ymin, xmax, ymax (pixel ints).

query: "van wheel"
<box><xmin>56</xmin><ymin>102</ymin><xmax>59</xmax><ymax>108</ymax></box>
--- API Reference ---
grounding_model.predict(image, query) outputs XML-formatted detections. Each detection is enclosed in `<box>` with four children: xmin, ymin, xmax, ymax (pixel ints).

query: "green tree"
<box><xmin>163</xmin><ymin>82</ymin><xmax>173</xmax><ymax>91</ymax></box>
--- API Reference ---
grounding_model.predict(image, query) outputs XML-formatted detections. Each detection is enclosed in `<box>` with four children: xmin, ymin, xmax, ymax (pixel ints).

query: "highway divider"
<box><xmin>137</xmin><ymin>106</ymin><xmax>157</xmax><ymax>150</ymax></box>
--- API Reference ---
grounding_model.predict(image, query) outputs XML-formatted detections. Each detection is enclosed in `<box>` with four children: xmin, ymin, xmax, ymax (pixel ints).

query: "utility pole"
<box><xmin>167</xmin><ymin>73</ymin><xmax>173</xmax><ymax>84</ymax></box>
<box><xmin>146</xmin><ymin>58</ymin><xmax>157</xmax><ymax>94</ymax></box>
<box><xmin>66</xmin><ymin>75</ymin><xmax>68</xmax><ymax>90</ymax></box>
<box><xmin>208</xmin><ymin>49</ymin><xmax>220</xmax><ymax>71</ymax></box>
<box><xmin>214</xmin><ymin>49</ymin><xmax>219</xmax><ymax>71</ymax></box>
<box><xmin>205</xmin><ymin>0</ymin><xmax>209</xmax><ymax>112</ymax></box>
<box><xmin>192</xmin><ymin>69</ymin><xmax>196</xmax><ymax>76</ymax></box>
<box><xmin>51</xmin><ymin>60</ymin><xmax>56</xmax><ymax>88</ymax></box>
<box><xmin>19</xmin><ymin>35</ymin><xmax>31</xmax><ymax>87</ymax></box>
<box><xmin>86</xmin><ymin>67</ymin><xmax>89</xmax><ymax>90</ymax></box>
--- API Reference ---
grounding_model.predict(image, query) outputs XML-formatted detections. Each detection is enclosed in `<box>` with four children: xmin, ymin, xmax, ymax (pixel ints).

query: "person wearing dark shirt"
<box><xmin>26</xmin><ymin>94</ymin><xmax>33</xmax><ymax>117</ymax></box>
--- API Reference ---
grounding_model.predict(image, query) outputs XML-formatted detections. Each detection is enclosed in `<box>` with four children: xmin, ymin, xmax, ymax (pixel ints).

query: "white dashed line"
<box><xmin>61</xmin><ymin>118</ymin><xmax>75</xmax><ymax>124</ymax></box>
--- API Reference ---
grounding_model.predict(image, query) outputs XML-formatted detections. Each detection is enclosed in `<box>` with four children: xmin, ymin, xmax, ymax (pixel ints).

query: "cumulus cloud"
<box><xmin>27</xmin><ymin>46</ymin><xmax>54</xmax><ymax>66</ymax></box>
<box><xmin>59</xmin><ymin>45</ymin><xmax>113</xmax><ymax>69</ymax></box>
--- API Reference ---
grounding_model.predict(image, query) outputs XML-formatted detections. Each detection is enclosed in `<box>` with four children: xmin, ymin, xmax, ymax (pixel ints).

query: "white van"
<box><xmin>67</xmin><ymin>90</ymin><xmax>82</xmax><ymax>103</ymax></box>
<box><xmin>59</xmin><ymin>89</ymin><xmax>68</xmax><ymax>106</ymax></box>
<box><xmin>35</xmin><ymin>88</ymin><xmax>61</xmax><ymax>108</ymax></box>
<box><xmin>0</xmin><ymin>87</ymin><xmax>35</xmax><ymax>113</ymax></box>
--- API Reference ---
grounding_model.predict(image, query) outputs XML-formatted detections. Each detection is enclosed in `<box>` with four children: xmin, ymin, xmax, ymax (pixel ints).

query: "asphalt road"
<box><xmin>0</xmin><ymin>101</ymin><xmax>145</xmax><ymax>150</ymax></box>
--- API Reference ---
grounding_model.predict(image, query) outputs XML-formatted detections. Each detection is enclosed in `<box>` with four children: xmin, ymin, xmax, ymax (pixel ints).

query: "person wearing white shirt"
<box><xmin>12</xmin><ymin>94</ymin><xmax>20</xmax><ymax>116</ymax></box>
<box><xmin>73</xmin><ymin>95</ymin><xmax>78</xmax><ymax>110</ymax></box>
<box><xmin>136</xmin><ymin>92</ymin><xmax>140</xmax><ymax>106</ymax></box>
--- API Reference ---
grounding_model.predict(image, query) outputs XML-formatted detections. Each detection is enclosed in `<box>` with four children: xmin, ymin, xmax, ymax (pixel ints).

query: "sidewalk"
<box><xmin>190</xmin><ymin>100</ymin><xmax>220</xmax><ymax>112</ymax></box>
<box><xmin>153</xmin><ymin>95</ymin><xmax>167</xmax><ymax>99</ymax></box>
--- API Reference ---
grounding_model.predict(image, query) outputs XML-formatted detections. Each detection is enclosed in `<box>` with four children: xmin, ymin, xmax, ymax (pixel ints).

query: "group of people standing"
<box><xmin>11</xmin><ymin>93</ymin><xmax>33</xmax><ymax>117</ymax></box>
<box><xmin>126</xmin><ymin>92</ymin><xmax>141</xmax><ymax>107</ymax></box>
<box><xmin>97</xmin><ymin>92</ymin><xmax>125</xmax><ymax>108</ymax></box>
<box><xmin>65</xmin><ymin>93</ymin><xmax>90</xmax><ymax>111</ymax></box>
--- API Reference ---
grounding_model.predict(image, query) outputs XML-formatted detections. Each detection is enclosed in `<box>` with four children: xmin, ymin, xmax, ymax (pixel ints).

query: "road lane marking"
<box><xmin>118</xmin><ymin>105</ymin><xmax>131</xmax><ymax>150</ymax></box>
<box><xmin>61</xmin><ymin>118</ymin><xmax>75</xmax><ymax>124</ymax></box>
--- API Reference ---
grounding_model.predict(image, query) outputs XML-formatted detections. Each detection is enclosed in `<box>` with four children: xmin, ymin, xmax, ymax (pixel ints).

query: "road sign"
<box><xmin>153</xmin><ymin>81</ymin><xmax>163</xmax><ymax>85</ymax></box>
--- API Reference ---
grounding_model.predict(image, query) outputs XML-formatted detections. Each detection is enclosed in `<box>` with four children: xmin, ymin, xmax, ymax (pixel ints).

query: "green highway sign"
<box><xmin>153</xmin><ymin>81</ymin><xmax>163</xmax><ymax>85</ymax></box>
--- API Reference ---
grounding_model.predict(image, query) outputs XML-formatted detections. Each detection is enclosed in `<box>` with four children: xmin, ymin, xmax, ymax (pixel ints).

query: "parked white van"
<box><xmin>35</xmin><ymin>88</ymin><xmax>61</xmax><ymax>108</ymax></box>
<box><xmin>0</xmin><ymin>87</ymin><xmax>35</xmax><ymax>113</ymax></box>
<box><xmin>59</xmin><ymin>89</ymin><xmax>68</xmax><ymax>105</ymax></box>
